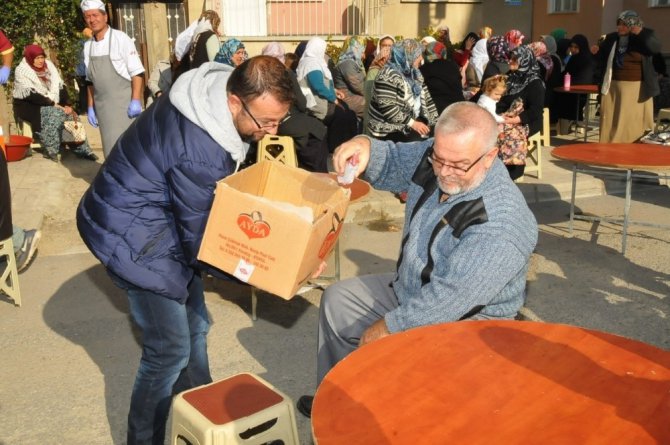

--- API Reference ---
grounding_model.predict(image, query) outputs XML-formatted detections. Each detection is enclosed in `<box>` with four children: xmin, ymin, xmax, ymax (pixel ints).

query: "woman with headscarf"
<box><xmin>505</xmin><ymin>29</ymin><xmax>525</xmax><ymax>50</ymax></box>
<box><xmin>363</xmin><ymin>37</ymin><xmax>377</xmax><ymax>72</ymax></box>
<box><xmin>214</xmin><ymin>38</ymin><xmax>247</xmax><ymax>67</ymax></box>
<box><xmin>13</xmin><ymin>44</ymin><xmax>98</xmax><ymax>162</ymax></box>
<box><xmin>261</xmin><ymin>42</ymin><xmax>329</xmax><ymax>172</ymax></box>
<box><xmin>550</xmin><ymin>28</ymin><xmax>571</xmax><ymax>65</ymax></box>
<box><xmin>538</xmin><ymin>35</ymin><xmax>564</xmax><ymax>122</ymax></box>
<box><xmin>495</xmin><ymin>45</ymin><xmax>545</xmax><ymax>180</ymax></box>
<box><xmin>367</xmin><ymin>39</ymin><xmax>438</xmax><ymax>142</ymax></box>
<box><xmin>333</xmin><ymin>36</ymin><xmax>367</xmax><ymax>119</ymax></box>
<box><xmin>556</xmin><ymin>34</ymin><xmax>595</xmax><ymax>126</ymax></box>
<box><xmin>363</xmin><ymin>34</ymin><xmax>395</xmax><ymax>136</ymax></box>
<box><xmin>173</xmin><ymin>10</ymin><xmax>221</xmax><ymax>79</ymax></box>
<box><xmin>297</xmin><ymin>37</ymin><xmax>358</xmax><ymax>152</ymax></box>
<box><xmin>419</xmin><ymin>41</ymin><xmax>464</xmax><ymax>114</ymax></box>
<box><xmin>598</xmin><ymin>10</ymin><xmax>661</xmax><ymax>143</ymax></box>
<box><xmin>481</xmin><ymin>35</ymin><xmax>511</xmax><ymax>83</ymax></box>
<box><xmin>464</xmin><ymin>38</ymin><xmax>489</xmax><ymax>97</ymax></box>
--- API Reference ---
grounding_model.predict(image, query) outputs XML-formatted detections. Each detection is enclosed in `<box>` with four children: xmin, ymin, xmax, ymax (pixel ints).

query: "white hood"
<box><xmin>169</xmin><ymin>62</ymin><xmax>248</xmax><ymax>164</ymax></box>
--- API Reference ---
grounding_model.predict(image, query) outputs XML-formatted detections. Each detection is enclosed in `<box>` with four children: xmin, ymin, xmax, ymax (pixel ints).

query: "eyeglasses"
<box><xmin>427</xmin><ymin>147</ymin><xmax>488</xmax><ymax>176</ymax></box>
<box><xmin>239</xmin><ymin>98</ymin><xmax>290</xmax><ymax>130</ymax></box>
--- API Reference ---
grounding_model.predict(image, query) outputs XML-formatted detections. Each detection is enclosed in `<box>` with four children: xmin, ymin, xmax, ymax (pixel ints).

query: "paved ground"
<box><xmin>2</xmin><ymin>122</ymin><xmax>670</xmax><ymax>444</ymax></box>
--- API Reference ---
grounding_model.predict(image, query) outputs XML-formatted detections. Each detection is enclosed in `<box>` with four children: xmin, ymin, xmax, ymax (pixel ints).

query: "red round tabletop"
<box><xmin>552</xmin><ymin>143</ymin><xmax>670</xmax><ymax>170</ymax></box>
<box><xmin>554</xmin><ymin>84</ymin><xmax>599</xmax><ymax>94</ymax></box>
<box><xmin>312</xmin><ymin>320</ymin><xmax>670</xmax><ymax>445</ymax></box>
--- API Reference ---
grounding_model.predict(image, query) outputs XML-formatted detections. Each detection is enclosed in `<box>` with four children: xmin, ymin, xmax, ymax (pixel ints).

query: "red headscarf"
<box><xmin>504</xmin><ymin>29</ymin><xmax>525</xmax><ymax>50</ymax></box>
<box><xmin>23</xmin><ymin>44</ymin><xmax>47</xmax><ymax>72</ymax></box>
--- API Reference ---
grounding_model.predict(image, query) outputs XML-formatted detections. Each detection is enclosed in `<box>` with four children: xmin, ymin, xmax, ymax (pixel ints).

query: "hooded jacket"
<box><xmin>77</xmin><ymin>63</ymin><xmax>244</xmax><ymax>302</ymax></box>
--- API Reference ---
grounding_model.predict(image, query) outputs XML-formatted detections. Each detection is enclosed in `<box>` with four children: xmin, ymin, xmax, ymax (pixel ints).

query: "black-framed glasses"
<box><xmin>239</xmin><ymin>98</ymin><xmax>290</xmax><ymax>130</ymax></box>
<box><xmin>427</xmin><ymin>146</ymin><xmax>488</xmax><ymax>176</ymax></box>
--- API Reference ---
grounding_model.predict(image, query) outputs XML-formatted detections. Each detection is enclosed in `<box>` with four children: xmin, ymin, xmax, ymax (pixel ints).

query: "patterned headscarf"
<box><xmin>528</xmin><ymin>41</ymin><xmax>553</xmax><ymax>80</ymax></box>
<box><xmin>338</xmin><ymin>35</ymin><xmax>365</xmax><ymax>69</ymax></box>
<box><xmin>262</xmin><ymin>42</ymin><xmax>285</xmax><ymax>64</ymax></box>
<box><xmin>423</xmin><ymin>41</ymin><xmax>446</xmax><ymax>63</ymax></box>
<box><xmin>505</xmin><ymin>29</ymin><xmax>525</xmax><ymax>49</ymax></box>
<box><xmin>386</xmin><ymin>39</ymin><xmax>424</xmax><ymax>98</ymax></box>
<box><xmin>487</xmin><ymin>35</ymin><xmax>511</xmax><ymax>64</ymax></box>
<box><xmin>214</xmin><ymin>38</ymin><xmax>246</xmax><ymax>67</ymax></box>
<box><xmin>505</xmin><ymin>45</ymin><xmax>542</xmax><ymax>96</ymax></box>
<box><xmin>618</xmin><ymin>10</ymin><xmax>643</xmax><ymax>28</ymax></box>
<box><xmin>615</xmin><ymin>11</ymin><xmax>643</xmax><ymax>67</ymax></box>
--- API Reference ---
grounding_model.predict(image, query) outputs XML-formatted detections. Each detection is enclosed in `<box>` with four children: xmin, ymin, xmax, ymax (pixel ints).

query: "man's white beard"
<box><xmin>437</xmin><ymin>169</ymin><xmax>486</xmax><ymax>197</ymax></box>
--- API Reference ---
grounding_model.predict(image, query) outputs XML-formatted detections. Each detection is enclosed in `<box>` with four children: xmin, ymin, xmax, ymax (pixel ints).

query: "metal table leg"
<box><xmin>569</xmin><ymin>164</ymin><xmax>577</xmax><ymax>235</ymax></box>
<box><xmin>622</xmin><ymin>169</ymin><xmax>632</xmax><ymax>254</ymax></box>
<box><xmin>582</xmin><ymin>94</ymin><xmax>590</xmax><ymax>142</ymax></box>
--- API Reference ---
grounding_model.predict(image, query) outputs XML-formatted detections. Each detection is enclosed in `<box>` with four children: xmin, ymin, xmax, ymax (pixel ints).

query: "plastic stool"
<box><xmin>257</xmin><ymin>135</ymin><xmax>297</xmax><ymax>167</ymax></box>
<box><xmin>0</xmin><ymin>237</ymin><xmax>22</xmax><ymax>307</ymax></box>
<box><xmin>170</xmin><ymin>373</ymin><xmax>299</xmax><ymax>445</ymax></box>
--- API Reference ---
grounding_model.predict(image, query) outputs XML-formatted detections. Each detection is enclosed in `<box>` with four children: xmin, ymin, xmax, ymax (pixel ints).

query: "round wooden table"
<box><xmin>312</xmin><ymin>320</ymin><xmax>670</xmax><ymax>444</ymax></box>
<box><xmin>552</xmin><ymin>143</ymin><xmax>670</xmax><ymax>254</ymax></box>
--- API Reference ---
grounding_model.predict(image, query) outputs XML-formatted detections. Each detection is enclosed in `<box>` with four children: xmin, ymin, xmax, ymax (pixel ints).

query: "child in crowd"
<box><xmin>478</xmin><ymin>74</ymin><xmax>529</xmax><ymax>167</ymax></box>
<box><xmin>477</xmin><ymin>74</ymin><xmax>507</xmax><ymax>123</ymax></box>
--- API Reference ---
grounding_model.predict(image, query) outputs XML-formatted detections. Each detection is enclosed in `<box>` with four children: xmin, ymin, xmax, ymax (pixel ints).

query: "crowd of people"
<box><xmin>1</xmin><ymin>2</ymin><xmax>668</xmax><ymax>444</ymax></box>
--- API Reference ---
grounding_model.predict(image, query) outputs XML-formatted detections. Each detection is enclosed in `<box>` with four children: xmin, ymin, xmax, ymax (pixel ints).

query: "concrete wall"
<box><xmin>381</xmin><ymin>0</ymin><xmax>482</xmax><ymax>41</ymax></box>
<box><xmin>531</xmin><ymin>0</ymin><xmax>605</xmax><ymax>47</ymax></box>
<box><xmin>532</xmin><ymin>0</ymin><xmax>669</xmax><ymax>54</ymax></box>
<box><xmin>482</xmin><ymin>0</ymin><xmax>533</xmax><ymax>42</ymax></box>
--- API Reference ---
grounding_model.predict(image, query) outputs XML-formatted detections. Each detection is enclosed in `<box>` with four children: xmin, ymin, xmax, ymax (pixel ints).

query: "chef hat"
<box><xmin>81</xmin><ymin>0</ymin><xmax>106</xmax><ymax>12</ymax></box>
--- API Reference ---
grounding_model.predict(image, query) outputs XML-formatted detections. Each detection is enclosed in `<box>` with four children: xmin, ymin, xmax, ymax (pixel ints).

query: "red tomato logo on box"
<box><xmin>237</xmin><ymin>212</ymin><xmax>271</xmax><ymax>239</ymax></box>
<box><xmin>318</xmin><ymin>213</ymin><xmax>343</xmax><ymax>259</ymax></box>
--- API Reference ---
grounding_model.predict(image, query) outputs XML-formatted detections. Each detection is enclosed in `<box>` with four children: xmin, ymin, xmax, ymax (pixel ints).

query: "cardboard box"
<box><xmin>198</xmin><ymin>161</ymin><xmax>350</xmax><ymax>299</ymax></box>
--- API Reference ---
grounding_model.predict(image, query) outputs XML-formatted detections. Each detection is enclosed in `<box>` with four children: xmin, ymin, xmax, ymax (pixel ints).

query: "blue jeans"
<box><xmin>116</xmin><ymin>273</ymin><xmax>212</xmax><ymax>445</ymax></box>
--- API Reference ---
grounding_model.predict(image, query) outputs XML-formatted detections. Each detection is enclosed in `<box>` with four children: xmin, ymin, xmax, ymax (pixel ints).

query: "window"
<box><xmin>649</xmin><ymin>0</ymin><xmax>670</xmax><ymax>6</ymax></box>
<box><xmin>549</xmin><ymin>0</ymin><xmax>578</xmax><ymax>13</ymax></box>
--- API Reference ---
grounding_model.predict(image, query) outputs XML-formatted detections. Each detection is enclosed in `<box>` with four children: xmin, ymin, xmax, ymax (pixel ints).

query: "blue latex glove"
<box><xmin>0</xmin><ymin>66</ymin><xmax>10</xmax><ymax>84</ymax></box>
<box><xmin>87</xmin><ymin>106</ymin><xmax>98</xmax><ymax>128</ymax></box>
<box><xmin>127</xmin><ymin>99</ymin><xmax>142</xmax><ymax>118</ymax></box>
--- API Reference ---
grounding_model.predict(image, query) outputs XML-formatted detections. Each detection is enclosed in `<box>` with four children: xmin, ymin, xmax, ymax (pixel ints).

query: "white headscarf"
<box><xmin>174</xmin><ymin>20</ymin><xmax>198</xmax><ymax>61</ymax></box>
<box><xmin>296</xmin><ymin>37</ymin><xmax>332</xmax><ymax>81</ymax></box>
<box><xmin>470</xmin><ymin>39</ymin><xmax>489</xmax><ymax>82</ymax></box>
<box><xmin>420</xmin><ymin>36</ymin><xmax>436</xmax><ymax>46</ymax></box>
<box><xmin>174</xmin><ymin>18</ymin><xmax>214</xmax><ymax>62</ymax></box>
<box><xmin>80</xmin><ymin>0</ymin><xmax>105</xmax><ymax>11</ymax></box>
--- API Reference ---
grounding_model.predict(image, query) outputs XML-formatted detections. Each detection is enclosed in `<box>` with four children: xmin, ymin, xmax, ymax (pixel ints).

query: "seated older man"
<box><xmin>298</xmin><ymin>101</ymin><xmax>538</xmax><ymax>417</ymax></box>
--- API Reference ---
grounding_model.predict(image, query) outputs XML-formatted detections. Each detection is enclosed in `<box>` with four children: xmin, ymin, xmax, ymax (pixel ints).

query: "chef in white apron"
<box><xmin>81</xmin><ymin>0</ymin><xmax>145</xmax><ymax>158</ymax></box>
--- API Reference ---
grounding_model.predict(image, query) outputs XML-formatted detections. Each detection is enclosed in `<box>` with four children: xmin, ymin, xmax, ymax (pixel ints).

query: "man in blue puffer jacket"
<box><xmin>77</xmin><ymin>56</ymin><xmax>294</xmax><ymax>445</ymax></box>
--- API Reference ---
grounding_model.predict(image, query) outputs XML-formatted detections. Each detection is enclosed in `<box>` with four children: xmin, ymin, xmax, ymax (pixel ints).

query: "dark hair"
<box><xmin>227</xmin><ymin>55</ymin><xmax>295</xmax><ymax>105</ymax></box>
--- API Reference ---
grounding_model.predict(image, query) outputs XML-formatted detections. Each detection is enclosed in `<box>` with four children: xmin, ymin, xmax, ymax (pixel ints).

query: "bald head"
<box><xmin>435</xmin><ymin>102</ymin><xmax>499</xmax><ymax>156</ymax></box>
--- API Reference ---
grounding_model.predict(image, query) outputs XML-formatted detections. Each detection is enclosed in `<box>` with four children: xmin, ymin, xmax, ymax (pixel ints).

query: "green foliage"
<box><xmin>1</xmin><ymin>0</ymin><xmax>85</xmax><ymax>99</ymax></box>
<box><xmin>419</xmin><ymin>25</ymin><xmax>436</xmax><ymax>40</ymax></box>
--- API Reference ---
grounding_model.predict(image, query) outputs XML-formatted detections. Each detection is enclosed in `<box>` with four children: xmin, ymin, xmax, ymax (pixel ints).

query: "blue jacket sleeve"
<box><xmin>306</xmin><ymin>70</ymin><xmax>337</xmax><ymax>102</ymax></box>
